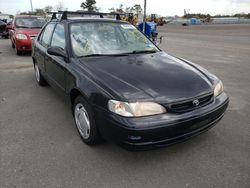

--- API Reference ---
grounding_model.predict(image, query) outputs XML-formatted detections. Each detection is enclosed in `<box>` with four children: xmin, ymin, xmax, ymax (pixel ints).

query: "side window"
<box><xmin>40</xmin><ymin>23</ymin><xmax>55</xmax><ymax>47</ymax></box>
<box><xmin>51</xmin><ymin>24</ymin><xmax>65</xmax><ymax>50</ymax></box>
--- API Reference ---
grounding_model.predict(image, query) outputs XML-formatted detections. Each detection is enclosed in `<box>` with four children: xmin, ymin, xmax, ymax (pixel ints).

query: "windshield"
<box><xmin>70</xmin><ymin>22</ymin><xmax>159</xmax><ymax>57</ymax></box>
<box><xmin>15</xmin><ymin>18</ymin><xmax>46</xmax><ymax>28</ymax></box>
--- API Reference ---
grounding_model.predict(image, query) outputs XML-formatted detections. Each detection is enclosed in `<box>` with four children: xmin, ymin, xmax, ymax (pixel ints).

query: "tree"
<box><xmin>132</xmin><ymin>4</ymin><xmax>142</xmax><ymax>15</ymax></box>
<box><xmin>80</xmin><ymin>0</ymin><xmax>97</xmax><ymax>12</ymax></box>
<box><xmin>116</xmin><ymin>4</ymin><xmax>124</xmax><ymax>13</ymax></box>
<box><xmin>125</xmin><ymin>7</ymin><xmax>131</xmax><ymax>13</ymax></box>
<box><xmin>108</xmin><ymin>7</ymin><xmax>115</xmax><ymax>13</ymax></box>
<box><xmin>44</xmin><ymin>5</ymin><xmax>53</xmax><ymax>13</ymax></box>
<box><xmin>19</xmin><ymin>9</ymin><xmax>46</xmax><ymax>16</ymax></box>
<box><xmin>54</xmin><ymin>1</ymin><xmax>65</xmax><ymax>11</ymax></box>
<box><xmin>34</xmin><ymin>9</ymin><xmax>46</xmax><ymax>16</ymax></box>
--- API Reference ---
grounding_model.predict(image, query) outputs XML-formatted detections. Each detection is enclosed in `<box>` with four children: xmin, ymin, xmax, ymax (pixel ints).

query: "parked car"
<box><xmin>0</xmin><ymin>20</ymin><xmax>12</xmax><ymax>39</ymax></box>
<box><xmin>0</xmin><ymin>20</ymin><xmax>6</xmax><ymax>37</ymax></box>
<box><xmin>3</xmin><ymin>21</ymin><xmax>13</xmax><ymax>38</ymax></box>
<box><xmin>32</xmin><ymin>11</ymin><xmax>229</xmax><ymax>150</ymax></box>
<box><xmin>9</xmin><ymin>15</ymin><xmax>45</xmax><ymax>55</ymax></box>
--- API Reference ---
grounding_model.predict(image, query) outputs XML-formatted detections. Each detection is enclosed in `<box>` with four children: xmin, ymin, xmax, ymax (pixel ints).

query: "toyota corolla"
<box><xmin>32</xmin><ymin>11</ymin><xmax>229</xmax><ymax>150</ymax></box>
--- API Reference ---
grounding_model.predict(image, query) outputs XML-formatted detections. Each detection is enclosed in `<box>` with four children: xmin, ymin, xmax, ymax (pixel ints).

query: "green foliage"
<box><xmin>44</xmin><ymin>5</ymin><xmax>53</xmax><ymax>13</ymax></box>
<box><xmin>80</xmin><ymin>0</ymin><xmax>97</xmax><ymax>12</ymax></box>
<box><xmin>19</xmin><ymin>9</ymin><xmax>45</xmax><ymax>16</ymax></box>
<box><xmin>109</xmin><ymin>4</ymin><xmax>143</xmax><ymax>15</ymax></box>
<box><xmin>184</xmin><ymin>13</ymin><xmax>250</xmax><ymax>19</ymax></box>
<box><xmin>18</xmin><ymin>5</ymin><xmax>54</xmax><ymax>17</ymax></box>
<box><xmin>131</xmin><ymin>4</ymin><xmax>142</xmax><ymax>15</ymax></box>
<box><xmin>183</xmin><ymin>13</ymin><xmax>211</xmax><ymax>19</ymax></box>
<box><xmin>233</xmin><ymin>13</ymin><xmax>250</xmax><ymax>18</ymax></box>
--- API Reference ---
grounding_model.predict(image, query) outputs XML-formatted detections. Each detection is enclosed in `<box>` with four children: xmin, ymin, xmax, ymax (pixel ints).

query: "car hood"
<box><xmin>15</xmin><ymin>28</ymin><xmax>41</xmax><ymax>36</ymax></box>
<box><xmin>79</xmin><ymin>52</ymin><xmax>213</xmax><ymax>102</ymax></box>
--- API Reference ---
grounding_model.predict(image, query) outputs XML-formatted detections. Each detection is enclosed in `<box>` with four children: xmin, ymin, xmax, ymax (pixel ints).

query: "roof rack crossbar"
<box><xmin>51</xmin><ymin>12</ymin><xmax>57</xmax><ymax>20</ymax></box>
<box><xmin>47</xmin><ymin>12</ymin><xmax>60</xmax><ymax>20</ymax></box>
<box><xmin>56</xmin><ymin>11</ymin><xmax>125</xmax><ymax>21</ymax></box>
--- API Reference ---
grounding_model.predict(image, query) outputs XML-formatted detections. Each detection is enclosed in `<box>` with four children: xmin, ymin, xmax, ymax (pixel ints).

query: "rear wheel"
<box><xmin>34</xmin><ymin>63</ymin><xmax>47</xmax><ymax>86</ymax></box>
<box><xmin>73</xmin><ymin>96</ymin><xmax>101</xmax><ymax>145</ymax></box>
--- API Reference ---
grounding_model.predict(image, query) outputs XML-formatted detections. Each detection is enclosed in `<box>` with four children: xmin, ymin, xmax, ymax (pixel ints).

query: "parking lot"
<box><xmin>0</xmin><ymin>24</ymin><xmax>249</xmax><ymax>187</ymax></box>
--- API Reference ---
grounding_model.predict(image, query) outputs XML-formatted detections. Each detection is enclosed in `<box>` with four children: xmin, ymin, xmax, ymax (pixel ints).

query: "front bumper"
<box><xmin>95</xmin><ymin>93</ymin><xmax>229</xmax><ymax>150</ymax></box>
<box><xmin>15</xmin><ymin>38</ymin><xmax>32</xmax><ymax>51</ymax></box>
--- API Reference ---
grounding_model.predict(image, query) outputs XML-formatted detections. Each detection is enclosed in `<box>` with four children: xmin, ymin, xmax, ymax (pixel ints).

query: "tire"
<box><xmin>34</xmin><ymin>63</ymin><xmax>48</xmax><ymax>86</ymax></box>
<box><xmin>15</xmin><ymin>46</ymin><xmax>21</xmax><ymax>55</ymax></box>
<box><xmin>16</xmin><ymin>50</ymin><xmax>21</xmax><ymax>55</ymax></box>
<box><xmin>73</xmin><ymin>96</ymin><xmax>101</xmax><ymax>145</ymax></box>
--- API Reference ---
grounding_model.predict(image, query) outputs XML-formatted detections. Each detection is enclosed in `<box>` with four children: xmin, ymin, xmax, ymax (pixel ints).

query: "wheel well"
<box><xmin>70</xmin><ymin>89</ymin><xmax>82</xmax><ymax>106</ymax></box>
<box><xmin>32</xmin><ymin>57</ymin><xmax>36</xmax><ymax>66</ymax></box>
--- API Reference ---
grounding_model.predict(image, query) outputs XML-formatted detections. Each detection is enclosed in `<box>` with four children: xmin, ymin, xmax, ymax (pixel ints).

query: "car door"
<box><xmin>45</xmin><ymin>23</ymin><xmax>67</xmax><ymax>97</ymax></box>
<box><xmin>33</xmin><ymin>23</ymin><xmax>55</xmax><ymax>74</ymax></box>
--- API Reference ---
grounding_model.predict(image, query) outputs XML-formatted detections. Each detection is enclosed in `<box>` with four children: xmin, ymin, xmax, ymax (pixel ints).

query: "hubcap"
<box><xmin>74</xmin><ymin>103</ymin><xmax>90</xmax><ymax>139</ymax></box>
<box><xmin>35</xmin><ymin>64</ymin><xmax>40</xmax><ymax>82</ymax></box>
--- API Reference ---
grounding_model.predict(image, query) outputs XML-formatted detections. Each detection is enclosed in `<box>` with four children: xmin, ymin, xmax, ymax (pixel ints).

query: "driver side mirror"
<box><xmin>47</xmin><ymin>47</ymin><xmax>68</xmax><ymax>59</ymax></box>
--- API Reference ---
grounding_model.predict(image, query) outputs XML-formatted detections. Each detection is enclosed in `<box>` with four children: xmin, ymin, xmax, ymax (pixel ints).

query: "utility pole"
<box><xmin>30</xmin><ymin>0</ymin><xmax>34</xmax><ymax>12</ymax></box>
<box><xmin>143</xmin><ymin>0</ymin><xmax>147</xmax><ymax>33</ymax></box>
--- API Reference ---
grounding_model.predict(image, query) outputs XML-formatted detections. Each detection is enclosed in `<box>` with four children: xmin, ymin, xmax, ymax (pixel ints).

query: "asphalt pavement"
<box><xmin>0</xmin><ymin>24</ymin><xmax>249</xmax><ymax>188</ymax></box>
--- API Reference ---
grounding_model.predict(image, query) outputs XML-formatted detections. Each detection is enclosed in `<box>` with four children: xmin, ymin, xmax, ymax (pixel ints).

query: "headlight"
<box><xmin>16</xmin><ymin>34</ymin><xmax>28</xmax><ymax>40</ymax></box>
<box><xmin>108</xmin><ymin>100</ymin><xmax>167</xmax><ymax>117</ymax></box>
<box><xmin>214</xmin><ymin>81</ymin><xmax>224</xmax><ymax>97</ymax></box>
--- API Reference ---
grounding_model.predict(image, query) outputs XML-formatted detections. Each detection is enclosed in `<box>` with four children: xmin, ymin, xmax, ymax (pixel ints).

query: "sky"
<box><xmin>0</xmin><ymin>0</ymin><xmax>250</xmax><ymax>16</ymax></box>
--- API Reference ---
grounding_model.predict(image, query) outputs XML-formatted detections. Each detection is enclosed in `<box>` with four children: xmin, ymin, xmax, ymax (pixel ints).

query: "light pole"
<box><xmin>30</xmin><ymin>0</ymin><xmax>34</xmax><ymax>12</ymax></box>
<box><xmin>143</xmin><ymin>0</ymin><xmax>147</xmax><ymax>33</ymax></box>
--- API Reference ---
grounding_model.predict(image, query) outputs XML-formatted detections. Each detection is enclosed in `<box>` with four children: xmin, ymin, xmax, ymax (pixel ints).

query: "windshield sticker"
<box><xmin>146</xmin><ymin>43</ymin><xmax>155</xmax><ymax>48</ymax></box>
<box><xmin>120</xmin><ymin>24</ymin><xmax>136</xmax><ymax>30</ymax></box>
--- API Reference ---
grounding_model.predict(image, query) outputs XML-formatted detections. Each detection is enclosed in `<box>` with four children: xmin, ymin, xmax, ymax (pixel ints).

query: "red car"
<box><xmin>9</xmin><ymin>15</ymin><xmax>46</xmax><ymax>55</ymax></box>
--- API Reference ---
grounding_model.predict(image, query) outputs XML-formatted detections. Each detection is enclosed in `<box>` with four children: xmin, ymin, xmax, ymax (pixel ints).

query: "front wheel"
<box><xmin>15</xmin><ymin>46</ymin><xmax>21</xmax><ymax>55</ymax></box>
<box><xmin>34</xmin><ymin>63</ymin><xmax>47</xmax><ymax>86</ymax></box>
<box><xmin>73</xmin><ymin>96</ymin><xmax>101</xmax><ymax>145</ymax></box>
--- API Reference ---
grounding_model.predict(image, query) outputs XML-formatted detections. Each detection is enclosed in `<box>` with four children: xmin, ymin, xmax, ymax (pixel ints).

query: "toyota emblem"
<box><xmin>192</xmin><ymin>99</ymin><xmax>199</xmax><ymax>106</ymax></box>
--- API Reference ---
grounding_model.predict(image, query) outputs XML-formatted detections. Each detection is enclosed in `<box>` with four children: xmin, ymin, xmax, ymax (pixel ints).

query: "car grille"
<box><xmin>166</xmin><ymin>93</ymin><xmax>214</xmax><ymax>113</ymax></box>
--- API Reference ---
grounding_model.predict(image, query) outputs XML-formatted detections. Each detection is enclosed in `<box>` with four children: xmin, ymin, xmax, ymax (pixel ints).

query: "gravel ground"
<box><xmin>0</xmin><ymin>24</ymin><xmax>249</xmax><ymax>188</ymax></box>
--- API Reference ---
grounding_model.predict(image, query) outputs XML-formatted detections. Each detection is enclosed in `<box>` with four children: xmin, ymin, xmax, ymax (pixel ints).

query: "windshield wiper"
<box><xmin>80</xmin><ymin>53</ymin><xmax>128</xmax><ymax>57</ymax></box>
<box><xmin>16</xmin><ymin>26</ymin><xmax>30</xmax><ymax>28</ymax></box>
<box><xmin>79</xmin><ymin>51</ymin><xmax>157</xmax><ymax>58</ymax></box>
<box><xmin>130</xmin><ymin>50</ymin><xmax>158</xmax><ymax>54</ymax></box>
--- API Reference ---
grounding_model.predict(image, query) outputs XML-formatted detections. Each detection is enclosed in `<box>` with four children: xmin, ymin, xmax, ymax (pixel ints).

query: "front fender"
<box><xmin>65</xmin><ymin>61</ymin><xmax>113</xmax><ymax>110</ymax></box>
